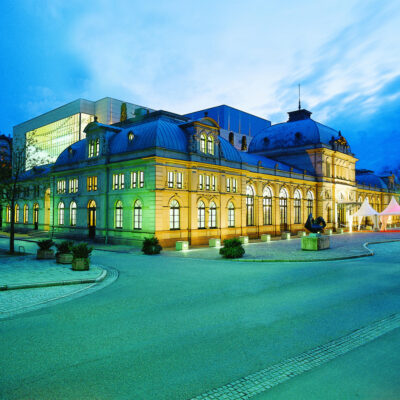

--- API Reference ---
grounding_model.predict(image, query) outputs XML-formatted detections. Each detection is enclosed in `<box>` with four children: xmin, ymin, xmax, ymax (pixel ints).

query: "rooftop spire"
<box><xmin>298</xmin><ymin>83</ymin><xmax>301</xmax><ymax>110</ymax></box>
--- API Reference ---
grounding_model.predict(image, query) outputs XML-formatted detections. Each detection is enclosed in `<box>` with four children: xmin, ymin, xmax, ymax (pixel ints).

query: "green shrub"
<box><xmin>55</xmin><ymin>240</ymin><xmax>74</xmax><ymax>255</ymax></box>
<box><xmin>37</xmin><ymin>239</ymin><xmax>55</xmax><ymax>251</ymax></box>
<box><xmin>142</xmin><ymin>236</ymin><xmax>162</xmax><ymax>255</ymax></box>
<box><xmin>71</xmin><ymin>243</ymin><xmax>93</xmax><ymax>259</ymax></box>
<box><xmin>219</xmin><ymin>238</ymin><xmax>245</xmax><ymax>259</ymax></box>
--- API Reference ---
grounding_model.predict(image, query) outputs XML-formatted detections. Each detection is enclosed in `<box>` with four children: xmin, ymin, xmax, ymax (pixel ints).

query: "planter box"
<box><xmin>301</xmin><ymin>234</ymin><xmax>330</xmax><ymax>251</ymax></box>
<box><xmin>325</xmin><ymin>229</ymin><xmax>333</xmax><ymax>236</ymax></box>
<box><xmin>239</xmin><ymin>236</ymin><xmax>249</xmax><ymax>244</ymax></box>
<box><xmin>36</xmin><ymin>249</ymin><xmax>54</xmax><ymax>260</ymax></box>
<box><xmin>281</xmin><ymin>232</ymin><xmax>291</xmax><ymax>240</ymax></box>
<box><xmin>56</xmin><ymin>253</ymin><xmax>73</xmax><ymax>264</ymax></box>
<box><xmin>336</xmin><ymin>228</ymin><xmax>344</xmax><ymax>234</ymax></box>
<box><xmin>261</xmin><ymin>234</ymin><xmax>271</xmax><ymax>242</ymax></box>
<box><xmin>209</xmin><ymin>238</ymin><xmax>221</xmax><ymax>247</ymax></box>
<box><xmin>72</xmin><ymin>258</ymin><xmax>90</xmax><ymax>271</ymax></box>
<box><xmin>297</xmin><ymin>231</ymin><xmax>307</xmax><ymax>237</ymax></box>
<box><xmin>176</xmin><ymin>241</ymin><xmax>189</xmax><ymax>251</ymax></box>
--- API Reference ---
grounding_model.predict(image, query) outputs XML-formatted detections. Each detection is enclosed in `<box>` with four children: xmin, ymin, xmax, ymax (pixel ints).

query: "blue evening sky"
<box><xmin>1</xmin><ymin>0</ymin><xmax>399</xmax><ymax>172</ymax></box>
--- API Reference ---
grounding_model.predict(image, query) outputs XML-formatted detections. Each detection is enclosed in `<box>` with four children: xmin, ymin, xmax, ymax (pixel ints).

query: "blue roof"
<box><xmin>248</xmin><ymin>118</ymin><xmax>342</xmax><ymax>153</ymax></box>
<box><xmin>20</xmin><ymin>165</ymin><xmax>52</xmax><ymax>181</ymax></box>
<box><xmin>110</xmin><ymin>117</ymin><xmax>188</xmax><ymax>154</ymax></box>
<box><xmin>356</xmin><ymin>172</ymin><xmax>388</xmax><ymax>189</ymax></box>
<box><xmin>219</xmin><ymin>136</ymin><xmax>242</xmax><ymax>162</ymax></box>
<box><xmin>55</xmin><ymin>139</ymin><xmax>87</xmax><ymax>166</ymax></box>
<box><xmin>240</xmin><ymin>152</ymin><xmax>303</xmax><ymax>173</ymax></box>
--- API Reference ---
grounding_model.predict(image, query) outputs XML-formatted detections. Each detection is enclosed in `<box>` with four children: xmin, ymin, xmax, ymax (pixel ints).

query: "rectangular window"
<box><xmin>211</xmin><ymin>176</ymin><xmax>216</xmax><ymax>191</ymax></box>
<box><xmin>168</xmin><ymin>172</ymin><xmax>174</xmax><ymax>188</ymax></box>
<box><xmin>113</xmin><ymin>173</ymin><xmax>125</xmax><ymax>190</ymax></box>
<box><xmin>139</xmin><ymin>171</ymin><xmax>144</xmax><ymax>188</ymax></box>
<box><xmin>87</xmin><ymin>176</ymin><xmax>98</xmax><ymax>192</ymax></box>
<box><xmin>177</xmin><ymin>172</ymin><xmax>182</xmax><ymax>189</ymax></box>
<box><xmin>205</xmin><ymin>175</ymin><xmax>210</xmax><ymax>190</ymax></box>
<box><xmin>294</xmin><ymin>199</ymin><xmax>301</xmax><ymax>224</ymax></box>
<box><xmin>57</xmin><ymin>180</ymin><xmax>66</xmax><ymax>194</ymax></box>
<box><xmin>69</xmin><ymin>178</ymin><xmax>78</xmax><ymax>193</ymax></box>
<box><xmin>131</xmin><ymin>171</ymin><xmax>137</xmax><ymax>188</ymax></box>
<box><xmin>228</xmin><ymin>207</ymin><xmax>235</xmax><ymax>227</ymax></box>
<box><xmin>199</xmin><ymin>174</ymin><xmax>203</xmax><ymax>190</ymax></box>
<box><xmin>232</xmin><ymin>179</ymin><xmax>237</xmax><ymax>193</ymax></box>
<box><xmin>226</xmin><ymin>178</ymin><xmax>231</xmax><ymax>192</ymax></box>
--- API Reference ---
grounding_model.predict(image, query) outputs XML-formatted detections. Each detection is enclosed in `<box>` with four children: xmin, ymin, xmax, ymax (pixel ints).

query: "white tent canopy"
<box><xmin>379</xmin><ymin>196</ymin><xmax>400</xmax><ymax>231</ymax></box>
<box><xmin>351</xmin><ymin>198</ymin><xmax>379</xmax><ymax>231</ymax></box>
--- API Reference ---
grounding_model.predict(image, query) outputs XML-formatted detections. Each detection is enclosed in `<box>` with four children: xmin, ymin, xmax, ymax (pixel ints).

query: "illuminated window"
<box><xmin>115</xmin><ymin>201</ymin><xmax>123</xmax><ymax>229</ymax></box>
<box><xmin>131</xmin><ymin>171</ymin><xmax>137</xmax><ymax>188</ymax></box>
<box><xmin>95</xmin><ymin>138</ymin><xmax>100</xmax><ymax>156</ymax></box>
<box><xmin>246</xmin><ymin>185</ymin><xmax>254</xmax><ymax>226</ymax></box>
<box><xmin>6</xmin><ymin>205</ymin><xmax>10</xmax><ymax>223</ymax></box>
<box><xmin>57</xmin><ymin>180</ymin><xmax>66</xmax><ymax>194</ymax></box>
<box><xmin>307</xmin><ymin>191</ymin><xmax>314</xmax><ymax>217</ymax></box>
<box><xmin>177</xmin><ymin>172</ymin><xmax>182</xmax><ymax>189</ymax></box>
<box><xmin>89</xmin><ymin>140</ymin><xmax>94</xmax><ymax>158</ymax></box>
<box><xmin>263</xmin><ymin>186</ymin><xmax>273</xmax><ymax>225</ymax></box>
<box><xmin>70</xmin><ymin>201</ymin><xmax>77</xmax><ymax>226</ymax></box>
<box><xmin>23</xmin><ymin>204</ymin><xmax>29</xmax><ymax>224</ymax></box>
<box><xmin>211</xmin><ymin>176</ymin><xmax>216</xmax><ymax>191</ymax></box>
<box><xmin>280</xmin><ymin>188</ymin><xmax>288</xmax><ymax>226</ymax></box>
<box><xmin>294</xmin><ymin>189</ymin><xmax>302</xmax><ymax>224</ymax></box>
<box><xmin>58</xmin><ymin>202</ymin><xmax>65</xmax><ymax>225</ymax></box>
<box><xmin>139</xmin><ymin>171</ymin><xmax>144</xmax><ymax>188</ymax></box>
<box><xmin>15</xmin><ymin>204</ymin><xmax>20</xmax><ymax>223</ymax></box>
<box><xmin>168</xmin><ymin>172</ymin><xmax>174</xmax><ymax>188</ymax></box>
<box><xmin>205</xmin><ymin>175</ymin><xmax>210</xmax><ymax>190</ymax></box>
<box><xmin>232</xmin><ymin>178</ymin><xmax>237</xmax><ymax>193</ymax></box>
<box><xmin>207</xmin><ymin>136</ymin><xmax>214</xmax><ymax>155</ymax></box>
<box><xmin>228</xmin><ymin>202</ymin><xmax>235</xmax><ymax>227</ymax></box>
<box><xmin>134</xmin><ymin>200</ymin><xmax>142</xmax><ymax>230</ymax></box>
<box><xmin>209</xmin><ymin>201</ymin><xmax>217</xmax><ymax>228</ymax></box>
<box><xmin>170</xmin><ymin>200</ymin><xmax>180</xmax><ymax>230</ymax></box>
<box><xmin>198</xmin><ymin>201</ymin><xmax>205</xmax><ymax>229</ymax></box>
<box><xmin>128</xmin><ymin>131</ymin><xmax>134</xmax><ymax>141</ymax></box>
<box><xmin>69</xmin><ymin>178</ymin><xmax>78</xmax><ymax>193</ymax></box>
<box><xmin>200</xmin><ymin>134</ymin><xmax>206</xmax><ymax>153</ymax></box>
<box><xmin>199</xmin><ymin>174</ymin><xmax>204</xmax><ymax>190</ymax></box>
<box><xmin>226</xmin><ymin>178</ymin><xmax>231</xmax><ymax>192</ymax></box>
<box><xmin>113</xmin><ymin>173</ymin><xmax>125</xmax><ymax>190</ymax></box>
<box><xmin>87</xmin><ymin>176</ymin><xmax>98</xmax><ymax>191</ymax></box>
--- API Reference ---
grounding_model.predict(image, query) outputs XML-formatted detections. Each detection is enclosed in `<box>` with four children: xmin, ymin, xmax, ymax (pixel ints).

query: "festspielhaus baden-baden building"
<box><xmin>3</xmin><ymin>97</ymin><xmax>399</xmax><ymax>246</ymax></box>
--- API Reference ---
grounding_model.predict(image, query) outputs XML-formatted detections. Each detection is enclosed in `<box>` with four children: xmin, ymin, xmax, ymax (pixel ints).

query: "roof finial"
<box><xmin>298</xmin><ymin>83</ymin><xmax>301</xmax><ymax>110</ymax></box>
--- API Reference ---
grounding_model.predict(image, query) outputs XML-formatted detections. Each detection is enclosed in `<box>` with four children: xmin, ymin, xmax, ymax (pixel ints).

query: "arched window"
<box><xmin>306</xmin><ymin>191</ymin><xmax>314</xmax><ymax>217</ymax></box>
<box><xmin>115</xmin><ymin>201</ymin><xmax>123</xmax><ymax>229</ymax></box>
<box><xmin>95</xmin><ymin>138</ymin><xmax>100</xmax><ymax>156</ymax></box>
<box><xmin>15</xmin><ymin>204</ymin><xmax>20</xmax><ymax>223</ymax></box>
<box><xmin>279</xmin><ymin>188</ymin><xmax>288</xmax><ymax>228</ymax></box>
<box><xmin>58</xmin><ymin>202</ymin><xmax>65</xmax><ymax>225</ymax></box>
<box><xmin>294</xmin><ymin>189</ymin><xmax>302</xmax><ymax>224</ymax></box>
<box><xmin>33</xmin><ymin>203</ymin><xmax>39</xmax><ymax>227</ymax></box>
<box><xmin>246</xmin><ymin>185</ymin><xmax>255</xmax><ymax>226</ymax></box>
<box><xmin>200</xmin><ymin>134</ymin><xmax>206</xmax><ymax>153</ymax></box>
<box><xmin>23</xmin><ymin>204</ymin><xmax>29</xmax><ymax>224</ymax></box>
<box><xmin>207</xmin><ymin>136</ymin><xmax>214</xmax><ymax>155</ymax></box>
<box><xmin>170</xmin><ymin>200</ymin><xmax>180</xmax><ymax>230</ymax></box>
<box><xmin>134</xmin><ymin>200</ymin><xmax>142</xmax><ymax>230</ymax></box>
<box><xmin>263</xmin><ymin>186</ymin><xmax>273</xmax><ymax>225</ymax></box>
<box><xmin>6</xmin><ymin>205</ymin><xmax>10</xmax><ymax>223</ymax></box>
<box><xmin>228</xmin><ymin>202</ymin><xmax>235</xmax><ymax>228</ymax></box>
<box><xmin>209</xmin><ymin>201</ymin><xmax>217</xmax><ymax>228</ymax></box>
<box><xmin>88</xmin><ymin>140</ymin><xmax>94</xmax><ymax>158</ymax></box>
<box><xmin>198</xmin><ymin>201</ymin><xmax>205</xmax><ymax>229</ymax></box>
<box><xmin>70</xmin><ymin>202</ymin><xmax>77</xmax><ymax>226</ymax></box>
<box><xmin>229</xmin><ymin>132</ymin><xmax>234</xmax><ymax>145</ymax></box>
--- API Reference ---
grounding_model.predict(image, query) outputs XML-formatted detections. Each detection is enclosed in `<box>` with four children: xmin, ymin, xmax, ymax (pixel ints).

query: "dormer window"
<box><xmin>207</xmin><ymin>136</ymin><xmax>214</xmax><ymax>155</ymax></box>
<box><xmin>128</xmin><ymin>131</ymin><xmax>134</xmax><ymax>141</ymax></box>
<box><xmin>88</xmin><ymin>138</ymin><xmax>100</xmax><ymax>158</ymax></box>
<box><xmin>200</xmin><ymin>134</ymin><xmax>206</xmax><ymax>153</ymax></box>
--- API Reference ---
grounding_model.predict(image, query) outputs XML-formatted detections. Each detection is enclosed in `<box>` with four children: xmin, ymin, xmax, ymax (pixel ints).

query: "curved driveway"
<box><xmin>1</xmin><ymin>241</ymin><xmax>400</xmax><ymax>399</ymax></box>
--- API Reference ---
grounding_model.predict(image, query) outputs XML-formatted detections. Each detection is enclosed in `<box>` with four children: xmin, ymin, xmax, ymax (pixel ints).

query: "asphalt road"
<box><xmin>1</xmin><ymin>241</ymin><xmax>400</xmax><ymax>399</ymax></box>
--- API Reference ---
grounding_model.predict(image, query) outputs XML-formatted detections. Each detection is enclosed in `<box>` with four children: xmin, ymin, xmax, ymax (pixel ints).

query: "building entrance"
<box><xmin>88</xmin><ymin>200</ymin><xmax>96</xmax><ymax>239</ymax></box>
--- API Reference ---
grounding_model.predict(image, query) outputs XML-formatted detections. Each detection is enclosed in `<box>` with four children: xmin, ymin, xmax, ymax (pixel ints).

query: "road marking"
<box><xmin>189</xmin><ymin>313</ymin><xmax>400</xmax><ymax>399</ymax></box>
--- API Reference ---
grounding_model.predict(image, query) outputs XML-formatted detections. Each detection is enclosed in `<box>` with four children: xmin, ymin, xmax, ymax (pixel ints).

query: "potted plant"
<box><xmin>219</xmin><ymin>238</ymin><xmax>245</xmax><ymax>259</ymax></box>
<box><xmin>36</xmin><ymin>239</ymin><xmax>55</xmax><ymax>259</ymax></box>
<box><xmin>55</xmin><ymin>240</ymin><xmax>74</xmax><ymax>264</ymax></box>
<box><xmin>71</xmin><ymin>243</ymin><xmax>93</xmax><ymax>271</ymax></box>
<box><xmin>142</xmin><ymin>236</ymin><xmax>162</xmax><ymax>255</ymax></box>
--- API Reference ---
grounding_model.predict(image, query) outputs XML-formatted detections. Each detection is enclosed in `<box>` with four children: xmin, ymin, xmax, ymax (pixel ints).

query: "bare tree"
<box><xmin>0</xmin><ymin>134</ymin><xmax>50</xmax><ymax>254</ymax></box>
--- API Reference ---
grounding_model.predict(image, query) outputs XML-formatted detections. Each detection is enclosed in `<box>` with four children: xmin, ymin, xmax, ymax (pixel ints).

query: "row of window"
<box><xmin>113</xmin><ymin>171</ymin><xmax>145</xmax><ymax>190</ymax></box>
<box><xmin>5</xmin><ymin>204</ymin><xmax>39</xmax><ymax>224</ymax></box>
<box><xmin>88</xmin><ymin>139</ymin><xmax>100</xmax><ymax>158</ymax></box>
<box><xmin>167</xmin><ymin>172</ymin><xmax>183</xmax><ymax>188</ymax></box>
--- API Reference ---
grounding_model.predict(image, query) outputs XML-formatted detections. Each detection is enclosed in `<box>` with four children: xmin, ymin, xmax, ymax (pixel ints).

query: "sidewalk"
<box><xmin>0</xmin><ymin>255</ymin><xmax>106</xmax><ymax>291</ymax></box>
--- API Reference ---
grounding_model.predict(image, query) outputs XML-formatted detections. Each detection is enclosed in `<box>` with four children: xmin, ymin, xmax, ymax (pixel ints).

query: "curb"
<box><xmin>233</xmin><ymin>239</ymin><xmax>400</xmax><ymax>263</ymax></box>
<box><xmin>0</xmin><ymin>268</ymin><xmax>107</xmax><ymax>291</ymax></box>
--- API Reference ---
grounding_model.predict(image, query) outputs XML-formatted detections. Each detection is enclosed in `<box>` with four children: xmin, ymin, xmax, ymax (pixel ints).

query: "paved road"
<box><xmin>1</xmin><ymin>241</ymin><xmax>399</xmax><ymax>399</ymax></box>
